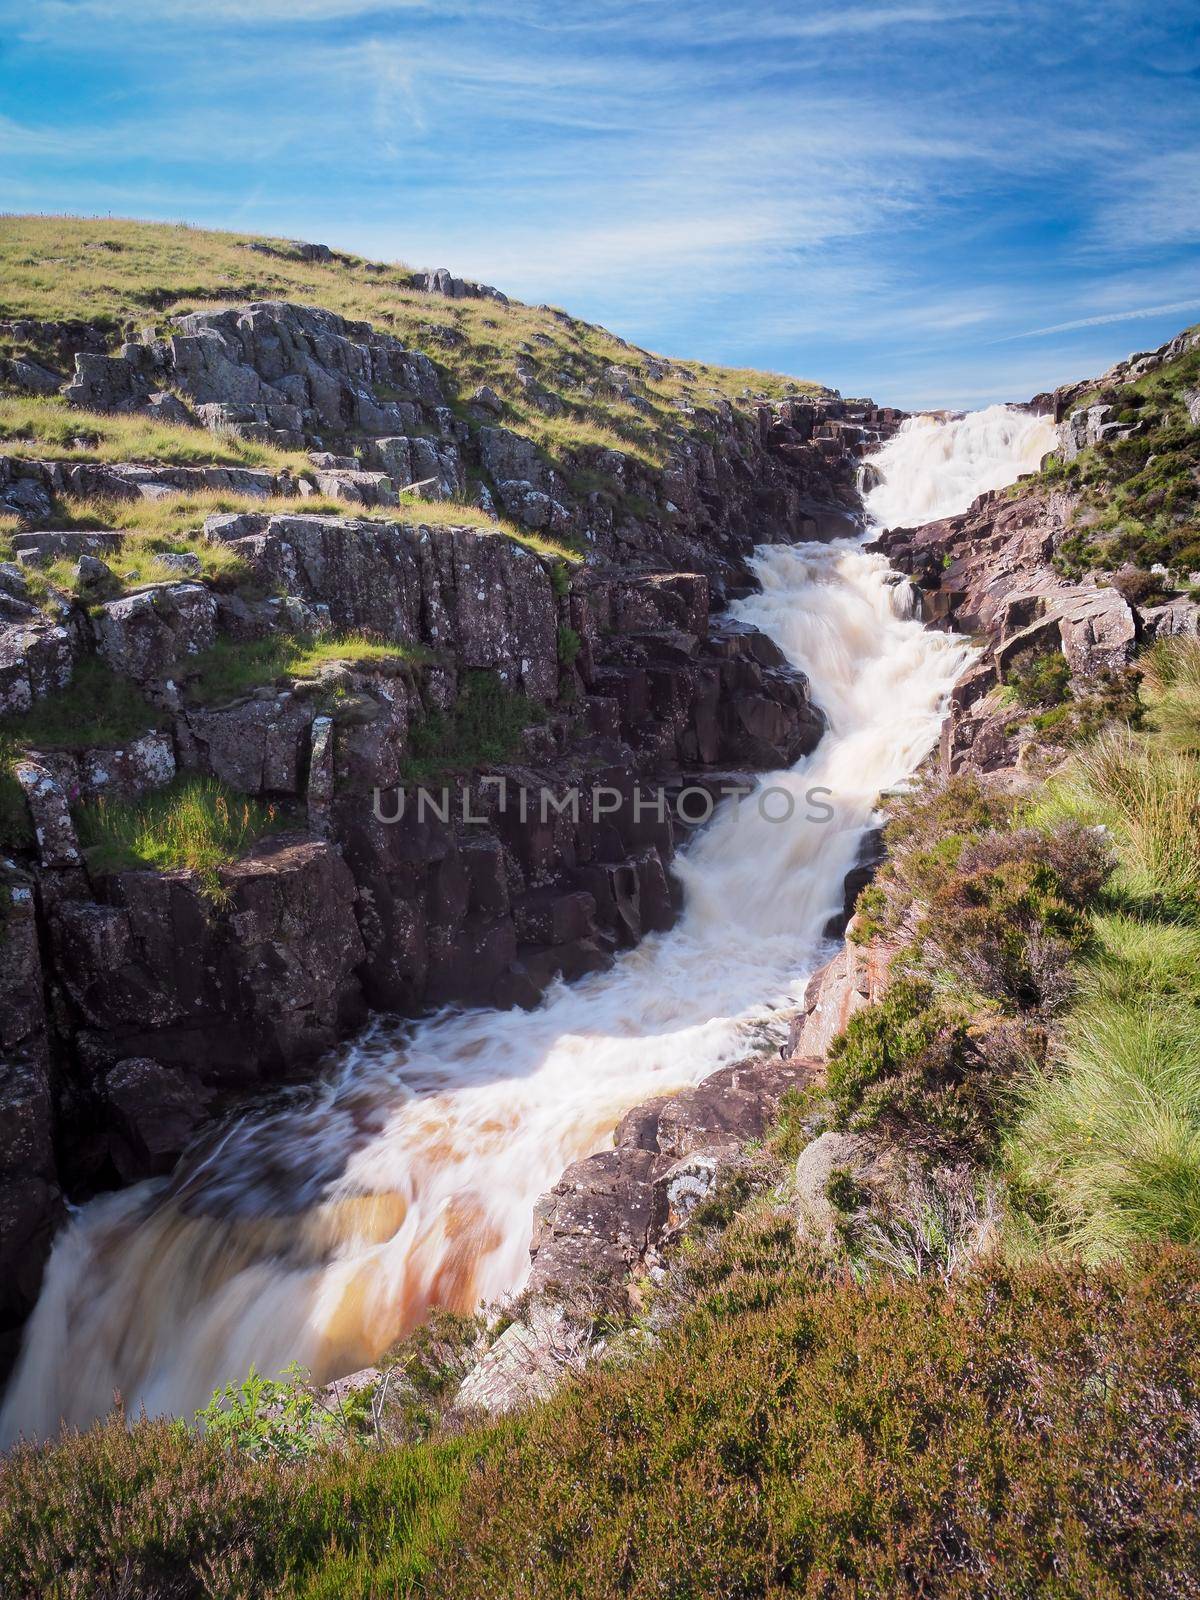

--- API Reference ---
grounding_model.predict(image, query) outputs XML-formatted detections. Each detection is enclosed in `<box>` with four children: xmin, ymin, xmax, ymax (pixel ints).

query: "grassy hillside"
<box><xmin>0</xmin><ymin>215</ymin><xmax>827</xmax><ymax>470</ymax></box>
<box><xmin>1046</xmin><ymin>332</ymin><xmax>1200</xmax><ymax>584</ymax></box>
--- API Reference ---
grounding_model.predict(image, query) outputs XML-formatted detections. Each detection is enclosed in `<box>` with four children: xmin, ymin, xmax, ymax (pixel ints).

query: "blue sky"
<box><xmin>1</xmin><ymin>1</ymin><xmax>1198</xmax><ymax>409</ymax></box>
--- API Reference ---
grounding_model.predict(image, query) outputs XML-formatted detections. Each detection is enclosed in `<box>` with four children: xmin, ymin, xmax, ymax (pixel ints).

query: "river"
<box><xmin>0</xmin><ymin>403</ymin><xmax>1055</xmax><ymax>1443</ymax></box>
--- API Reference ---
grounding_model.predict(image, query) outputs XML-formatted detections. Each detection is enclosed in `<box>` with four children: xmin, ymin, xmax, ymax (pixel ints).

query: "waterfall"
<box><xmin>0</xmin><ymin>407</ymin><xmax>1046</xmax><ymax>1443</ymax></box>
<box><xmin>863</xmin><ymin>405</ymin><xmax>1056</xmax><ymax>527</ymax></box>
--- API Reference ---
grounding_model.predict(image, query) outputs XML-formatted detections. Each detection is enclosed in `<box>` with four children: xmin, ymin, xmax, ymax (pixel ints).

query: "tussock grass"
<box><xmin>1007</xmin><ymin>981</ymin><xmax>1200</xmax><ymax>1258</ymax></box>
<box><xmin>104</xmin><ymin>534</ymin><xmax>251</xmax><ymax>591</ymax></box>
<box><xmin>183</xmin><ymin>632</ymin><xmax>423</xmax><ymax>706</ymax></box>
<box><xmin>75</xmin><ymin>777</ymin><xmax>287</xmax><ymax>899</ymax></box>
<box><xmin>1006</xmin><ymin>637</ymin><xmax>1200</xmax><ymax>1258</ymax></box>
<box><xmin>0</xmin><ymin>393</ymin><xmax>310</xmax><ymax>472</ymax></box>
<box><xmin>1053</xmin><ymin>731</ymin><xmax>1200</xmax><ymax>916</ymax></box>
<box><xmin>1141</xmin><ymin>634</ymin><xmax>1200</xmax><ymax>751</ymax></box>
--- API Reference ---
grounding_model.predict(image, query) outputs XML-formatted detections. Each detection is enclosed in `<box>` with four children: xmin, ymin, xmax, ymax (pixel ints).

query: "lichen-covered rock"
<box><xmin>793</xmin><ymin>1130</ymin><xmax>876</xmax><ymax>1250</ymax></box>
<box><xmin>91</xmin><ymin>583</ymin><xmax>219</xmax><ymax>683</ymax></box>
<box><xmin>13</xmin><ymin>761</ymin><xmax>80</xmax><ymax>868</ymax></box>
<box><xmin>0</xmin><ymin>619</ymin><xmax>75</xmax><ymax>715</ymax></box>
<box><xmin>527</xmin><ymin>1055</ymin><xmax>820</xmax><ymax>1297</ymax></box>
<box><xmin>65</xmin><ymin>301</ymin><xmax>448</xmax><ymax>442</ymax></box>
<box><xmin>180</xmin><ymin>694</ymin><xmax>315</xmax><ymax>794</ymax></box>
<box><xmin>313</xmin><ymin>468</ymin><xmax>397</xmax><ymax>507</ymax></box>
<box><xmin>48</xmin><ymin>835</ymin><xmax>366</xmax><ymax>1081</ymax></box>
<box><xmin>35</xmin><ymin>733</ymin><xmax>175</xmax><ymax>805</ymax></box>
<box><xmin>206</xmin><ymin>513</ymin><xmax>559</xmax><ymax>701</ymax></box>
<box><xmin>454</xmin><ymin>1302</ymin><xmax>589</xmax><ymax>1418</ymax></box>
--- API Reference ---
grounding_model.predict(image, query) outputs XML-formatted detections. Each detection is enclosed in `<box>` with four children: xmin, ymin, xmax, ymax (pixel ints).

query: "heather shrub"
<box><xmin>434</xmin><ymin>1250</ymin><xmax>1200</xmax><ymax>1600</ymax></box>
<box><xmin>859</xmin><ymin>775</ymin><xmax>1017</xmax><ymax>940</ymax></box>
<box><xmin>0</xmin><ymin>1407</ymin><xmax>486</xmax><ymax>1600</ymax></box>
<box><xmin>882</xmin><ymin>772</ymin><xmax>1013</xmax><ymax>856</ymax></box>
<box><xmin>1112</xmin><ymin>564</ymin><xmax>1171</xmax><ymax>607</ymax></box>
<box><xmin>1007</xmin><ymin>647</ymin><xmax>1071</xmax><ymax>707</ymax></box>
<box><xmin>825</xmin><ymin>978</ymin><xmax>1006</xmax><ymax>1155</ymax></box>
<box><xmin>921</xmin><ymin>825</ymin><xmax>1111</xmax><ymax>1012</ymax></box>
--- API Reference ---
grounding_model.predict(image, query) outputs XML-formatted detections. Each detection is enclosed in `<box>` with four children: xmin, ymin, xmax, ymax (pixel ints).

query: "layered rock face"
<box><xmin>4</xmin><ymin>300</ymin><xmax>896</xmax><ymax>595</ymax></box>
<box><xmin>869</xmin><ymin>485</ymin><xmax>1144</xmax><ymax>778</ymax></box>
<box><xmin>0</xmin><ymin>298</ymin><xmax>881</xmax><ymax>1360</ymax></box>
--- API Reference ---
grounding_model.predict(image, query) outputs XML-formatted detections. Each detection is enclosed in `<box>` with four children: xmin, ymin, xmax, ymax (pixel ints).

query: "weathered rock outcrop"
<box><xmin>47</xmin><ymin>835</ymin><xmax>366</xmax><ymax>1085</ymax></box>
<box><xmin>30</xmin><ymin>298</ymin><xmax>895</xmax><ymax>595</ymax></box>
<box><xmin>786</xmin><ymin>922</ymin><xmax>896</xmax><ymax>1060</ymax></box>
<box><xmin>869</xmin><ymin>482</ymin><xmax>1148</xmax><ymax>780</ymax></box>
<box><xmin>526</xmin><ymin>1055</ymin><xmax>821</xmax><ymax>1298</ymax></box>
<box><xmin>0</xmin><ymin>866</ymin><xmax>62</xmax><ymax>1366</ymax></box>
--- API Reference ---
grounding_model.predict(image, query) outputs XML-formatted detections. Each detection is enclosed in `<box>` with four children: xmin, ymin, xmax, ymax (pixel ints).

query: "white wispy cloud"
<box><xmin>1091</xmin><ymin>146</ymin><xmax>1200</xmax><ymax>250</ymax></box>
<box><xmin>0</xmin><ymin>0</ymin><xmax>1197</xmax><ymax>410</ymax></box>
<box><xmin>998</xmin><ymin>298</ymin><xmax>1200</xmax><ymax>341</ymax></box>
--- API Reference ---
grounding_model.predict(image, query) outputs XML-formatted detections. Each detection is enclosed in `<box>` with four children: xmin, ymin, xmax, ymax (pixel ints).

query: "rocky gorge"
<box><xmin>0</xmin><ymin>261</ymin><xmax>896</xmax><ymax>1382</ymax></box>
<box><xmin>1</xmin><ymin>219</ymin><xmax>1198</xmax><ymax>1459</ymax></box>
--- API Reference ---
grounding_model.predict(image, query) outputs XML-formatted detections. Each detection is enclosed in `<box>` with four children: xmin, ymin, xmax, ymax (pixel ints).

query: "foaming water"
<box><xmin>1</xmin><ymin>407</ymin><xmax>1035</xmax><ymax>1443</ymax></box>
<box><xmin>864</xmin><ymin>404</ymin><xmax>1056</xmax><ymax>528</ymax></box>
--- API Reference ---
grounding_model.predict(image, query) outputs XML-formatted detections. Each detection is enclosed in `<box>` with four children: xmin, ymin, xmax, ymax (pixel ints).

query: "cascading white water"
<box><xmin>865</xmin><ymin>405</ymin><xmax>1056</xmax><ymax>527</ymax></box>
<box><xmin>0</xmin><ymin>405</ymin><xmax>1049</xmax><ymax>1444</ymax></box>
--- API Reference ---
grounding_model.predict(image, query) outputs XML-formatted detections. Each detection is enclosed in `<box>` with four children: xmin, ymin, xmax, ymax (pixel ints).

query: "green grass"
<box><xmin>1029</xmin><ymin>731</ymin><xmax>1200</xmax><ymax>918</ymax></box>
<box><xmin>1141</xmin><ymin>634</ymin><xmax>1200</xmax><ymax>752</ymax></box>
<box><xmin>402</xmin><ymin>670</ymin><xmax>544</xmax><ymax>778</ymax></box>
<box><xmin>1006</xmin><ymin>922</ymin><xmax>1200</xmax><ymax>1260</ymax></box>
<box><xmin>1004</xmin><ymin>638</ymin><xmax>1200</xmax><ymax>1258</ymax></box>
<box><xmin>0</xmin><ymin>393</ymin><xmax>312</xmax><ymax>473</ymax></box>
<box><xmin>0</xmin><ymin>215</ymin><xmax>825</xmax><ymax>477</ymax></box>
<box><xmin>0</xmin><ymin>656</ymin><xmax>158</xmax><ymax>750</ymax></box>
<box><xmin>1043</xmin><ymin>333</ymin><xmax>1200</xmax><ymax>579</ymax></box>
<box><xmin>0</xmin><ymin>736</ymin><xmax>33</xmax><ymax>850</ymax></box>
<box><xmin>74</xmin><ymin>776</ymin><xmax>287</xmax><ymax>900</ymax></box>
<box><xmin>41</xmin><ymin>487</ymin><xmax>582</xmax><ymax>565</ymax></box>
<box><xmin>181</xmin><ymin>631</ymin><xmax>424</xmax><ymax>705</ymax></box>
